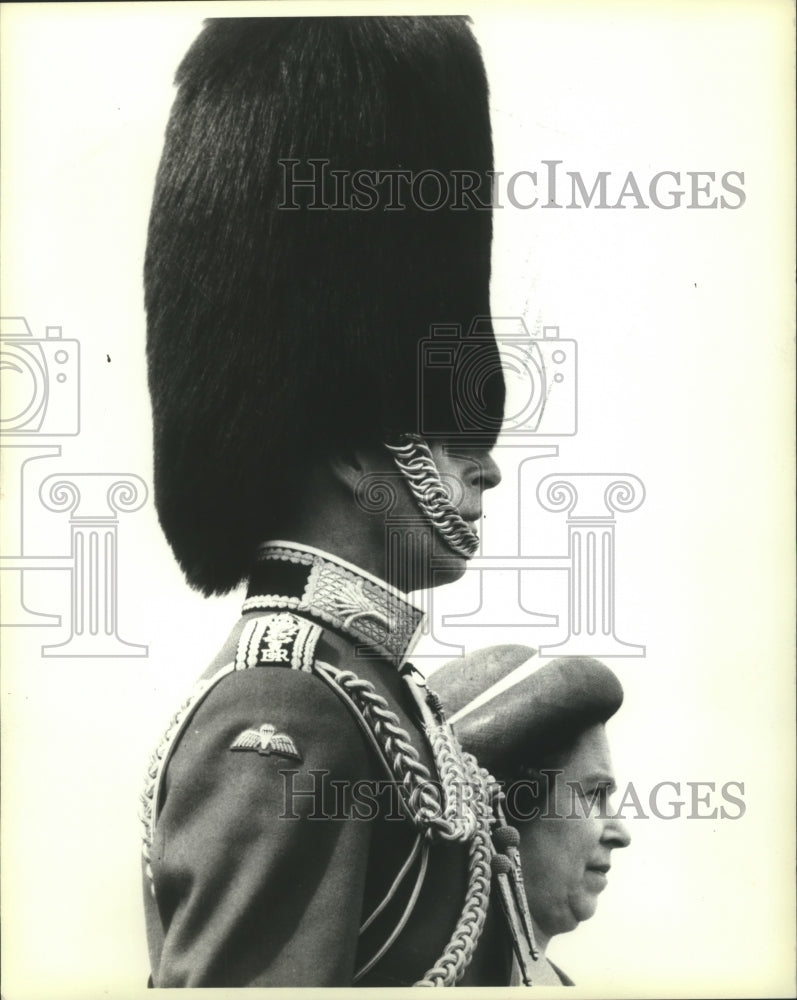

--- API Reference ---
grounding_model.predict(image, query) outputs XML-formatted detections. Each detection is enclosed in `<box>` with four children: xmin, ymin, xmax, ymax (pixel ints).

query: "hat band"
<box><xmin>384</xmin><ymin>434</ymin><xmax>480</xmax><ymax>559</ymax></box>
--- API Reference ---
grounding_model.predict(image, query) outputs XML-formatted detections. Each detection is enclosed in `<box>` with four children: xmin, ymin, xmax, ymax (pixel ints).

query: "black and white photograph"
<box><xmin>1</xmin><ymin>2</ymin><xmax>794</xmax><ymax>996</ymax></box>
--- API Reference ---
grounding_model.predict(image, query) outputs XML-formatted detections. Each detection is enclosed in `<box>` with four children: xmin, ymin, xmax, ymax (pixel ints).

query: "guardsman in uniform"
<box><xmin>432</xmin><ymin>654</ymin><xmax>633</xmax><ymax>985</ymax></box>
<box><xmin>139</xmin><ymin>16</ymin><xmax>545</xmax><ymax>987</ymax></box>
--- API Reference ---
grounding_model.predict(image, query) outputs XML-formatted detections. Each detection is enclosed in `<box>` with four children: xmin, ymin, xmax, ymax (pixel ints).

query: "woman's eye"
<box><xmin>576</xmin><ymin>784</ymin><xmax>612</xmax><ymax>814</ymax></box>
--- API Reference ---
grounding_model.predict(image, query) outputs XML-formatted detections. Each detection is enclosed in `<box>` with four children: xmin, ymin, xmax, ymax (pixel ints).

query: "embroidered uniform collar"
<box><xmin>244</xmin><ymin>541</ymin><xmax>425</xmax><ymax>667</ymax></box>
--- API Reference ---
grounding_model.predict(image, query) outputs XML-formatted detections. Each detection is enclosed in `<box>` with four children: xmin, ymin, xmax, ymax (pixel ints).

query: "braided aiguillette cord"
<box><xmin>317</xmin><ymin>663</ymin><xmax>478</xmax><ymax>840</ymax></box>
<box><xmin>312</xmin><ymin>661</ymin><xmax>431</xmax><ymax>828</ymax></box>
<box><xmin>412</xmin><ymin>673</ymin><xmax>497</xmax><ymax>985</ymax></box>
<box><xmin>402</xmin><ymin>669</ymin><xmax>483</xmax><ymax>842</ymax></box>
<box><xmin>312</xmin><ymin>660</ymin><xmax>438</xmax><ymax>981</ymax></box>
<box><xmin>314</xmin><ymin>658</ymin><xmax>499</xmax><ymax>983</ymax></box>
<box><xmin>414</xmin><ymin>799</ymin><xmax>494</xmax><ymax>986</ymax></box>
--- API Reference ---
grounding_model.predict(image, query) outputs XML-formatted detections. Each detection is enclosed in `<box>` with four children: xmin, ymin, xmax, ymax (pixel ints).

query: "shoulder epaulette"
<box><xmin>234</xmin><ymin>611</ymin><xmax>322</xmax><ymax>672</ymax></box>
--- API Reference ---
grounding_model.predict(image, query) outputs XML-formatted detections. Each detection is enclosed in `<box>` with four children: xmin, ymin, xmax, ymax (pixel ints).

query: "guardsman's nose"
<box><xmin>480</xmin><ymin>451</ymin><xmax>502</xmax><ymax>491</ymax></box>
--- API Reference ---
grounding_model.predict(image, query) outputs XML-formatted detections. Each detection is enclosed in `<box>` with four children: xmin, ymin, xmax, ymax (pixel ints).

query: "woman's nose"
<box><xmin>601</xmin><ymin>816</ymin><xmax>632</xmax><ymax>849</ymax></box>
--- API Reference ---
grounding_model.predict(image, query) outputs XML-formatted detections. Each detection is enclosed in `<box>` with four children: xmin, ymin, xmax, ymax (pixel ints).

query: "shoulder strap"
<box><xmin>234</xmin><ymin>611</ymin><xmax>323</xmax><ymax>671</ymax></box>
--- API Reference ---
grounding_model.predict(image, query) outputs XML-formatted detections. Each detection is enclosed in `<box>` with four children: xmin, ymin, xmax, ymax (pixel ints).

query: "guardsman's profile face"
<box><xmin>429</xmin><ymin>441</ymin><xmax>503</xmax><ymax>528</ymax></box>
<box><xmin>519</xmin><ymin>724</ymin><xmax>631</xmax><ymax>941</ymax></box>
<box><xmin>366</xmin><ymin>439</ymin><xmax>503</xmax><ymax>591</ymax></box>
<box><xmin>420</xmin><ymin>440</ymin><xmax>502</xmax><ymax>586</ymax></box>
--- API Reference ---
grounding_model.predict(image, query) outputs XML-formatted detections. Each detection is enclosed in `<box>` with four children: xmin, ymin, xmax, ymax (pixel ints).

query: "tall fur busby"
<box><xmin>145</xmin><ymin>16</ymin><xmax>503</xmax><ymax>594</ymax></box>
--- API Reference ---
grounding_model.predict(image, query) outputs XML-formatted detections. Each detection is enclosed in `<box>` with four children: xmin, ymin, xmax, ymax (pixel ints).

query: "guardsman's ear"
<box><xmin>327</xmin><ymin>447</ymin><xmax>386</xmax><ymax>492</ymax></box>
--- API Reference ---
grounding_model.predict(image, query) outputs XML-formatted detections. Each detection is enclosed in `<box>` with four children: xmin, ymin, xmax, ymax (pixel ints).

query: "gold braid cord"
<box><xmin>139</xmin><ymin>672</ymin><xmax>226</xmax><ymax>897</ymax></box>
<box><xmin>414</xmin><ymin>754</ymin><xmax>496</xmax><ymax>987</ymax></box>
<box><xmin>318</xmin><ymin>663</ymin><xmax>499</xmax><ymax>985</ymax></box>
<box><xmin>322</xmin><ymin>667</ymin><xmax>486</xmax><ymax>841</ymax></box>
<box><xmin>385</xmin><ymin>434</ymin><xmax>480</xmax><ymax>559</ymax></box>
<box><xmin>425</xmin><ymin>722</ymin><xmax>480</xmax><ymax>841</ymax></box>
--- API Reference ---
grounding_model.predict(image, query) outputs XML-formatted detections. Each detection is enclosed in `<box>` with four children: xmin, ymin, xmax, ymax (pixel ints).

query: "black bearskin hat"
<box><xmin>145</xmin><ymin>16</ymin><xmax>503</xmax><ymax>594</ymax></box>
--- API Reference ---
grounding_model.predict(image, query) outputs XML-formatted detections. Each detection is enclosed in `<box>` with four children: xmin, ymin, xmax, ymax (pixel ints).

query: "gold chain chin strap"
<box><xmin>384</xmin><ymin>434</ymin><xmax>480</xmax><ymax>559</ymax></box>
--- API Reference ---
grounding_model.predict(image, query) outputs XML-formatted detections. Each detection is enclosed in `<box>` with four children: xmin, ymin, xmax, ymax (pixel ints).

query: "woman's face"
<box><xmin>517</xmin><ymin>724</ymin><xmax>631</xmax><ymax>945</ymax></box>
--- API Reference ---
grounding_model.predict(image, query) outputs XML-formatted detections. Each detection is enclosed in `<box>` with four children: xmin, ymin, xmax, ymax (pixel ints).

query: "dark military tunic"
<box><xmin>140</xmin><ymin>542</ymin><xmax>512</xmax><ymax>987</ymax></box>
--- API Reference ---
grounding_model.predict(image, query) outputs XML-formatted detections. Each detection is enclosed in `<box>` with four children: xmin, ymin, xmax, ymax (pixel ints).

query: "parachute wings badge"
<box><xmin>230</xmin><ymin>723</ymin><xmax>301</xmax><ymax>761</ymax></box>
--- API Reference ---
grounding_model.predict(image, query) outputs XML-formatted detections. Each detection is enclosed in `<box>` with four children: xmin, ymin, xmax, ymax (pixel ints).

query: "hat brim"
<box><xmin>436</xmin><ymin>655</ymin><xmax>623</xmax><ymax>777</ymax></box>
